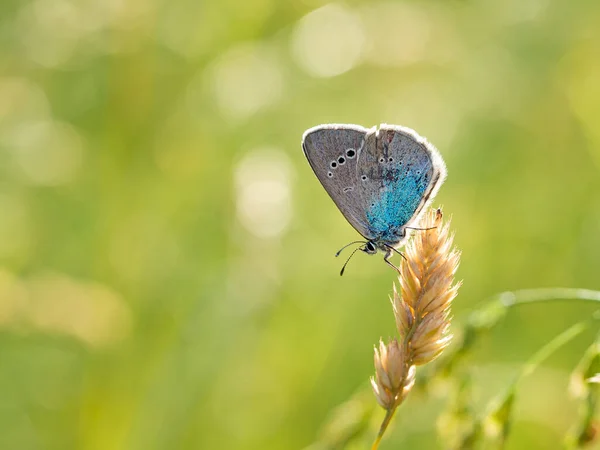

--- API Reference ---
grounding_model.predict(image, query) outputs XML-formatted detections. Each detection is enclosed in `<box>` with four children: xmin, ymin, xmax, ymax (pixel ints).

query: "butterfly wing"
<box><xmin>302</xmin><ymin>124</ymin><xmax>377</xmax><ymax>240</ymax></box>
<box><xmin>302</xmin><ymin>123</ymin><xmax>447</xmax><ymax>246</ymax></box>
<box><xmin>357</xmin><ymin>124</ymin><xmax>447</xmax><ymax>246</ymax></box>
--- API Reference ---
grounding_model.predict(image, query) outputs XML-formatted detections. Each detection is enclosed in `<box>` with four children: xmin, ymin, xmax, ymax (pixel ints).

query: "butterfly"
<box><xmin>302</xmin><ymin>123</ymin><xmax>447</xmax><ymax>274</ymax></box>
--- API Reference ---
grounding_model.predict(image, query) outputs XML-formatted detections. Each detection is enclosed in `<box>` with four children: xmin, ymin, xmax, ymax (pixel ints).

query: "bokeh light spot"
<box><xmin>361</xmin><ymin>2</ymin><xmax>431</xmax><ymax>67</ymax></box>
<box><xmin>208</xmin><ymin>43</ymin><xmax>283</xmax><ymax>120</ymax></box>
<box><xmin>8</xmin><ymin>121</ymin><xmax>84</xmax><ymax>186</ymax></box>
<box><xmin>0</xmin><ymin>270</ymin><xmax>131</xmax><ymax>348</ymax></box>
<box><xmin>0</xmin><ymin>78</ymin><xmax>50</xmax><ymax>132</ymax></box>
<box><xmin>291</xmin><ymin>3</ymin><xmax>365</xmax><ymax>78</ymax></box>
<box><xmin>17</xmin><ymin>0</ymin><xmax>81</xmax><ymax>68</ymax></box>
<box><xmin>235</xmin><ymin>148</ymin><xmax>293</xmax><ymax>239</ymax></box>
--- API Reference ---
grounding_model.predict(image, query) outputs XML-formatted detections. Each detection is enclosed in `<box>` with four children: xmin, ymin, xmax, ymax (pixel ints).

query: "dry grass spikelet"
<box><xmin>371</xmin><ymin>338</ymin><xmax>416</xmax><ymax>410</ymax></box>
<box><xmin>371</xmin><ymin>208</ymin><xmax>461</xmax><ymax>449</ymax></box>
<box><xmin>396</xmin><ymin>208</ymin><xmax>461</xmax><ymax>365</ymax></box>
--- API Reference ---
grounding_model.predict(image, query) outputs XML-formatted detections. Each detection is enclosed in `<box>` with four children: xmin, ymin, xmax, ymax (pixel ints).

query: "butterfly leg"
<box><xmin>383</xmin><ymin>248</ymin><xmax>400</xmax><ymax>273</ymax></box>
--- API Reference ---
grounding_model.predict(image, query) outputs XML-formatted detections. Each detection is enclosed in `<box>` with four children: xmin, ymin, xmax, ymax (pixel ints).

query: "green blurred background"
<box><xmin>1</xmin><ymin>0</ymin><xmax>600</xmax><ymax>448</ymax></box>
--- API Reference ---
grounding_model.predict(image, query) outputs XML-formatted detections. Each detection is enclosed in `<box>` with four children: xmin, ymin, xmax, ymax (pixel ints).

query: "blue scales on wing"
<box><xmin>366</xmin><ymin>164</ymin><xmax>431</xmax><ymax>242</ymax></box>
<box><xmin>356</xmin><ymin>124</ymin><xmax>443</xmax><ymax>247</ymax></box>
<box><xmin>302</xmin><ymin>123</ymin><xmax>446</xmax><ymax>248</ymax></box>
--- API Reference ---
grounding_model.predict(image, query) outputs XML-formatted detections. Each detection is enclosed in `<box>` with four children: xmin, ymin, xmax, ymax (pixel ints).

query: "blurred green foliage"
<box><xmin>0</xmin><ymin>0</ymin><xmax>599</xmax><ymax>449</ymax></box>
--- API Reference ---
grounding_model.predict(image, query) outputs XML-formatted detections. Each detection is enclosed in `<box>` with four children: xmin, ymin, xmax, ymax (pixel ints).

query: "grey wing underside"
<box><xmin>302</xmin><ymin>124</ymin><xmax>447</xmax><ymax>242</ymax></box>
<box><xmin>302</xmin><ymin>124</ymin><xmax>376</xmax><ymax>239</ymax></box>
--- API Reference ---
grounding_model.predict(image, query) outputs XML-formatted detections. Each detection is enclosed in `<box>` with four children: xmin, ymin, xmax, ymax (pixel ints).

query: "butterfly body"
<box><xmin>302</xmin><ymin>123</ymin><xmax>446</xmax><ymax>271</ymax></box>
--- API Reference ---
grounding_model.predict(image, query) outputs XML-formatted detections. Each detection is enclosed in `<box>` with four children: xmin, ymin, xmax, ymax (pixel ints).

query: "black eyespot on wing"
<box><xmin>361</xmin><ymin>175</ymin><xmax>367</xmax><ymax>181</ymax></box>
<box><xmin>388</xmin><ymin>157</ymin><xmax>393</xmax><ymax>162</ymax></box>
<box><xmin>330</xmin><ymin>161</ymin><xmax>337</xmax><ymax>169</ymax></box>
<box><xmin>346</xmin><ymin>149</ymin><xmax>356</xmax><ymax>158</ymax></box>
<box><xmin>327</xmin><ymin>171</ymin><xmax>333</xmax><ymax>178</ymax></box>
<box><xmin>338</xmin><ymin>156</ymin><xmax>345</xmax><ymax>164</ymax></box>
<box><xmin>379</xmin><ymin>157</ymin><xmax>385</xmax><ymax>163</ymax></box>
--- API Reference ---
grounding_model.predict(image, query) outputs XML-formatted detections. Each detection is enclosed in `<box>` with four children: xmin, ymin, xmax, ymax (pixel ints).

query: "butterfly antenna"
<box><xmin>335</xmin><ymin>240</ymin><xmax>366</xmax><ymax>257</ymax></box>
<box><xmin>340</xmin><ymin>246</ymin><xmax>363</xmax><ymax>276</ymax></box>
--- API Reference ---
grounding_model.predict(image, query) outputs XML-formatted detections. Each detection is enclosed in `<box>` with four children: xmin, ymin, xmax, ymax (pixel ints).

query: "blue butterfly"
<box><xmin>302</xmin><ymin>123</ymin><xmax>446</xmax><ymax>274</ymax></box>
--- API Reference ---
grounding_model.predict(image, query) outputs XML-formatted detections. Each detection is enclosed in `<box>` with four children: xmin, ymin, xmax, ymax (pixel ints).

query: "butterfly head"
<box><xmin>361</xmin><ymin>240</ymin><xmax>378</xmax><ymax>255</ymax></box>
<box><xmin>337</xmin><ymin>239</ymin><xmax>383</xmax><ymax>276</ymax></box>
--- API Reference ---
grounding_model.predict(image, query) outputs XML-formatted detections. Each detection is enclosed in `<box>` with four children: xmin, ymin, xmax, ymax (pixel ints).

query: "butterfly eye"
<box><xmin>330</xmin><ymin>161</ymin><xmax>337</xmax><ymax>169</ymax></box>
<box><xmin>338</xmin><ymin>156</ymin><xmax>346</xmax><ymax>165</ymax></box>
<box><xmin>346</xmin><ymin>149</ymin><xmax>356</xmax><ymax>158</ymax></box>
